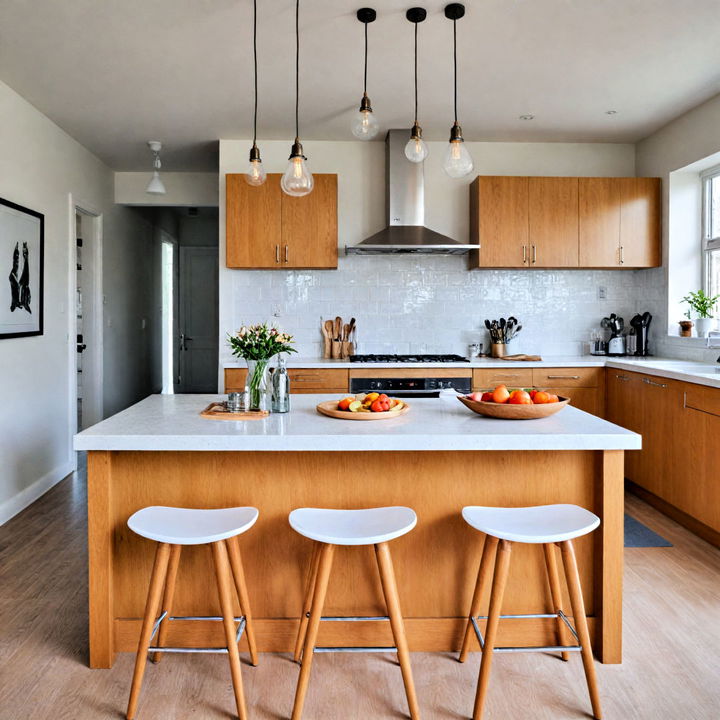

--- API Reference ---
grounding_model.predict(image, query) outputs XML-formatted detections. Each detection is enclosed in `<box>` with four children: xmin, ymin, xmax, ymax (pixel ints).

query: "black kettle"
<box><xmin>630</xmin><ymin>312</ymin><xmax>652</xmax><ymax>356</ymax></box>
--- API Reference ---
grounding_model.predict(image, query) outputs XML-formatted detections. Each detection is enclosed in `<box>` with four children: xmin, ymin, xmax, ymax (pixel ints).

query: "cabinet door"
<box><xmin>470</xmin><ymin>176</ymin><xmax>529</xmax><ymax>268</ymax></box>
<box><xmin>579</xmin><ymin>178</ymin><xmax>621</xmax><ymax>267</ymax></box>
<box><xmin>606</xmin><ymin>370</ymin><xmax>643</xmax><ymax>480</ymax></box>
<box><xmin>544</xmin><ymin>387</ymin><xmax>599</xmax><ymax>416</ymax></box>
<box><xmin>472</xmin><ymin>368</ymin><xmax>533</xmax><ymax>390</ymax></box>
<box><xmin>281</xmin><ymin>174</ymin><xmax>338</xmax><ymax>269</ymax></box>
<box><xmin>528</xmin><ymin>178</ymin><xmax>579</xmax><ymax>267</ymax></box>
<box><xmin>224</xmin><ymin>367</ymin><xmax>349</xmax><ymax>394</ymax></box>
<box><xmin>619</xmin><ymin>177</ymin><xmax>661</xmax><ymax>268</ymax></box>
<box><xmin>226</xmin><ymin>173</ymin><xmax>282</xmax><ymax>268</ymax></box>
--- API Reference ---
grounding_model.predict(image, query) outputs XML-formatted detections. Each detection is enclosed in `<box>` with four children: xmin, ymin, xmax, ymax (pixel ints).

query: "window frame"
<box><xmin>701</xmin><ymin>165</ymin><xmax>720</xmax><ymax>297</ymax></box>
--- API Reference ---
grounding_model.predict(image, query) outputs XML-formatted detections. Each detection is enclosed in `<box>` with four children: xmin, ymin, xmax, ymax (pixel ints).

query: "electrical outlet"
<box><xmin>597</xmin><ymin>286</ymin><xmax>607</xmax><ymax>300</ymax></box>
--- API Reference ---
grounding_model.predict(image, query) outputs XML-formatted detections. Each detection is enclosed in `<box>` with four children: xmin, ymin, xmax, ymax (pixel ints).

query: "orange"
<box><xmin>492</xmin><ymin>385</ymin><xmax>511</xmax><ymax>404</ymax></box>
<box><xmin>533</xmin><ymin>391</ymin><xmax>550</xmax><ymax>404</ymax></box>
<box><xmin>508</xmin><ymin>390</ymin><xmax>532</xmax><ymax>405</ymax></box>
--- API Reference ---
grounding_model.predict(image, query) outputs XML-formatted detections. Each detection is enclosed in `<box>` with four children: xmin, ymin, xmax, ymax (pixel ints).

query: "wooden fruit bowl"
<box><xmin>316</xmin><ymin>400</ymin><xmax>410</xmax><ymax>421</ymax></box>
<box><xmin>457</xmin><ymin>395</ymin><xmax>570</xmax><ymax>420</ymax></box>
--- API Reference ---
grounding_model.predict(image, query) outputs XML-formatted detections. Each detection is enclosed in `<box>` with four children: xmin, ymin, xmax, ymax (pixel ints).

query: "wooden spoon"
<box><xmin>334</xmin><ymin>316</ymin><xmax>342</xmax><ymax>341</ymax></box>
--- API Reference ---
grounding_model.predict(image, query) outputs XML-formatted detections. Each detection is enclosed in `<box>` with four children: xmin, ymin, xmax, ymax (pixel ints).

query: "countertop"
<box><xmin>224</xmin><ymin>355</ymin><xmax>720</xmax><ymax>388</ymax></box>
<box><xmin>74</xmin><ymin>393</ymin><xmax>640</xmax><ymax>453</ymax></box>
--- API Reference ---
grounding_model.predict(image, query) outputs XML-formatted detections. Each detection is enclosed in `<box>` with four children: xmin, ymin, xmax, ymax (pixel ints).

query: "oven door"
<box><xmin>349</xmin><ymin>376</ymin><xmax>472</xmax><ymax>398</ymax></box>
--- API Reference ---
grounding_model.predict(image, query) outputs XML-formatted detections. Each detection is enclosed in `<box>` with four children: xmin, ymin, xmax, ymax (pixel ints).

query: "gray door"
<box><xmin>177</xmin><ymin>246</ymin><xmax>218</xmax><ymax>393</ymax></box>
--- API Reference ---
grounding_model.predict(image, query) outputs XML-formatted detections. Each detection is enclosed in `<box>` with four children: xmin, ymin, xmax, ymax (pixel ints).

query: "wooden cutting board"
<box><xmin>316</xmin><ymin>400</ymin><xmax>410</xmax><ymax>420</ymax></box>
<box><xmin>200</xmin><ymin>402</ymin><xmax>269</xmax><ymax>420</ymax></box>
<box><xmin>499</xmin><ymin>354</ymin><xmax>542</xmax><ymax>361</ymax></box>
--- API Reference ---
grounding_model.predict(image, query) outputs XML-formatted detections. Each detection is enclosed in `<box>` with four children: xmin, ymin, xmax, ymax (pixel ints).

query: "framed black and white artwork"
<box><xmin>0</xmin><ymin>197</ymin><xmax>44</xmax><ymax>339</ymax></box>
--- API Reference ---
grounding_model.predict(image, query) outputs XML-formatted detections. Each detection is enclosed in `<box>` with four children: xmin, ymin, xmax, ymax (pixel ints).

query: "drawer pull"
<box><xmin>522</xmin><ymin>245</ymin><xmax>527</xmax><ymax>264</ymax></box>
<box><xmin>275</xmin><ymin>244</ymin><xmax>280</xmax><ymax>263</ymax></box>
<box><xmin>615</xmin><ymin>374</ymin><xmax>630</xmax><ymax>381</ymax></box>
<box><xmin>531</xmin><ymin>244</ymin><xmax>537</xmax><ymax>264</ymax></box>
<box><xmin>546</xmin><ymin>375</ymin><xmax>580</xmax><ymax>380</ymax></box>
<box><xmin>293</xmin><ymin>374</ymin><xmax>321</xmax><ymax>381</ymax></box>
<box><xmin>284</xmin><ymin>244</ymin><xmax>289</xmax><ymax>263</ymax></box>
<box><xmin>641</xmin><ymin>378</ymin><xmax>667</xmax><ymax>388</ymax></box>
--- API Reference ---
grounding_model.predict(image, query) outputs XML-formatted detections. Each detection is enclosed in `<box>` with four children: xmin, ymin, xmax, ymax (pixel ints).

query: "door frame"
<box><xmin>67</xmin><ymin>195</ymin><xmax>104</xmax><ymax>450</ymax></box>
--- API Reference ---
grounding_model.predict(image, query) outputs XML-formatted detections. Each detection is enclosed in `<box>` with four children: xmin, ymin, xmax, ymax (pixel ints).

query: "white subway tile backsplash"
<box><xmin>223</xmin><ymin>255</ymin><xmax>650</xmax><ymax>360</ymax></box>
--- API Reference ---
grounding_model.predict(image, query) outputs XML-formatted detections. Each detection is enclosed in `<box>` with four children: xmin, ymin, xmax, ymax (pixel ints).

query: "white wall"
<box><xmin>0</xmin><ymin>80</ymin><xmax>155</xmax><ymax>524</ymax></box>
<box><xmin>114</xmin><ymin>172</ymin><xmax>218</xmax><ymax>207</ymax></box>
<box><xmin>636</xmin><ymin>92</ymin><xmax>720</xmax><ymax>361</ymax></box>
<box><xmin>218</xmin><ymin>138</ymin><xmax>637</xmax><ymax>370</ymax></box>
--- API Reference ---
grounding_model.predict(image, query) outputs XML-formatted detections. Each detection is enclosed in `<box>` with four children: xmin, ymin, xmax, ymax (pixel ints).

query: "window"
<box><xmin>702</xmin><ymin>167</ymin><xmax>720</xmax><ymax>298</ymax></box>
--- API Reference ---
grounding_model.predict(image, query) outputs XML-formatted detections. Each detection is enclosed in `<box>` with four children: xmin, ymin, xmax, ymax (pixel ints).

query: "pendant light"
<box><xmin>351</xmin><ymin>8</ymin><xmax>380</xmax><ymax>140</ymax></box>
<box><xmin>281</xmin><ymin>0</ymin><xmax>313</xmax><ymax>196</ymax></box>
<box><xmin>442</xmin><ymin>3</ymin><xmax>474</xmax><ymax>178</ymax></box>
<box><xmin>245</xmin><ymin>0</ymin><xmax>266</xmax><ymax>186</ymax></box>
<box><xmin>404</xmin><ymin>7</ymin><xmax>429</xmax><ymax>163</ymax></box>
<box><xmin>146</xmin><ymin>141</ymin><xmax>167</xmax><ymax>195</ymax></box>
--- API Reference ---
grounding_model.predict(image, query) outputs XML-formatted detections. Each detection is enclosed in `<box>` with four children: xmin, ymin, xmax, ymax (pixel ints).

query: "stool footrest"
<box><xmin>471</xmin><ymin>611</ymin><xmax>582</xmax><ymax>654</ymax></box>
<box><xmin>317</xmin><ymin>615</ymin><xmax>390</xmax><ymax>622</ymax></box>
<box><xmin>314</xmin><ymin>646</ymin><xmax>398</xmax><ymax>654</ymax></box>
<box><xmin>148</xmin><ymin>615</ymin><xmax>247</xmax><ymax>656</ymax></box>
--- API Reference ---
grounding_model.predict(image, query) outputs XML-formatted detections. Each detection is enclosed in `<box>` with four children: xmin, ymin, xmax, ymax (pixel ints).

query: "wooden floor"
<box><xmin>1</xmin><ymin>457</ymin><xmax>719</xmax><ymax>720</ymax></box>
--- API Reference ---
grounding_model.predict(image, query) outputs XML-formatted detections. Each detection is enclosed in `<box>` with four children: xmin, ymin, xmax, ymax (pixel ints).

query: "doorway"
<box><xmin>72</xmin><ymin>204</ymin><xmax>103</xmax><ymax>431</ymax></box>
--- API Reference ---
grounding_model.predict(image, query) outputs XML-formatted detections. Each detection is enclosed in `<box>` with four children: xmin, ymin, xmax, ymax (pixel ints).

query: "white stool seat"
<box><xmin>462</xmin><ymin>504</ymin><xmax>599</xmax><ymax>544</ymax></box>
<box><xmin>289</xmin><ymin>506</ymin><xmax>417</xmax><ymax>546</ymax></box>
<box><xmin>128</xmin><ymin>506</ymin><xmax>259</xmax><ymax>545</ymax></box>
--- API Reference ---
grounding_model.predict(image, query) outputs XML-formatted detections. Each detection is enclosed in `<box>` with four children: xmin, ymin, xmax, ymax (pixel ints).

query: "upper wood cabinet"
<box><xmin>579</xmin><ymin>177</ymin><xmax>661</xmax><ymax>268</ymax></box>
<box><xmin>470</xmin><ymin>175</ymin><xmax>661</xmax><ymax>269</ymax></box>
<box><xmin>469</xmin><ymin>176</ymin><xmax>528</xmax><ymax>268</ymax></box>
<box><xmin>528</xmin><ymin>177</ymin><xmax>579</xmax><ymax>267</ymax></box>
<box><xmin>226</xmin><ymin>173</ymin><xmax>338</xmax><ymax>269</ymax></box>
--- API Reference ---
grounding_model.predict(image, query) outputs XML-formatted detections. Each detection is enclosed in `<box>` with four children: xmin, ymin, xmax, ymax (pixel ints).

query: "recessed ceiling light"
<box><xmin>519</xmin><ymin>114</ymin><xmax>535</xmax><ymax>121</ymax></box>
<box><xmin>605</xmin><ymin>110</ymin><xmax>618</xmax><ymax>115</ymax></box>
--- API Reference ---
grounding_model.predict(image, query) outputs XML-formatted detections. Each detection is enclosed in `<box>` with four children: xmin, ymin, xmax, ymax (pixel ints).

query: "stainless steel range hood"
<box><xmin>345</xmin><ymin>130</ymin><xmax>476</xmax><ymax>255</ymax></box>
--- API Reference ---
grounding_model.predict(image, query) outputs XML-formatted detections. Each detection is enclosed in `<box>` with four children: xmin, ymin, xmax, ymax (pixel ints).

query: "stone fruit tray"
<box><xmin>316</xmin><ymin>400</ymin><xmax>410</xmax><ymax>420</ymax></box>
<box><xmin>457</xmin><ymin>395</ymin><xmax>570</xmax><ymax>420</ymax></box>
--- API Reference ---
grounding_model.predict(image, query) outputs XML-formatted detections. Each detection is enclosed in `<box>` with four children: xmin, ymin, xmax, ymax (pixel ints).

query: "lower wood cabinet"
<box><xmin>224</xmin><ymin>368</ymin><xmax>349</xmax><ymax>395</ymax></box>
<box><xmin>606</xmin><ymin>369</ymin><xmax>720</xmax><ymax>545</ymax></box>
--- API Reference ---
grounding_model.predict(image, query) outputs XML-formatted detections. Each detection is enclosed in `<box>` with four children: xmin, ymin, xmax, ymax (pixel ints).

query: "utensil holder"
<box><xmin>323</xmin><ymin>337</ymin><xmax>331</xmax><ymax>358</ymax></box>
<box><xmin>331</xmin><ymin>340</ymin><xmax>342</xmax><ymax>359</ymax></box>
<box><xmin>341</xmin><ymin>341</ymin><xmax>352</xmax><ymax>358</ymax></box>
<box><xmin>491</xmin><ymin>343</ymin><xmax>507</xmax><ymax>358</ymax></box>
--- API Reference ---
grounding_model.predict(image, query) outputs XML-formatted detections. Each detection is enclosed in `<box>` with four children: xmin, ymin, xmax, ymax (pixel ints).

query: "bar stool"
<box><xmin>458</xmin><ymin>504</ymin><xmax>602</xmax><ymax>720</ymax></box>
<box><xmin>125</xmin><ymin>506</ymin><xmax>259</xmax><ymax>720</ymax></box>
<box><xmin>289</xmin><ymin>506</ymin><xmax>421</xmax><ymax>720</ymax></box>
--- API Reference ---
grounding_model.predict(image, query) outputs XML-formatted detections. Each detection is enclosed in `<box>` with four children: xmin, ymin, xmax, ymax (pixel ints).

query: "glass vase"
<box><xmin>246</xmin><ymin>359</ymin><xmax>269</xmax><ymax>411</ymax></box>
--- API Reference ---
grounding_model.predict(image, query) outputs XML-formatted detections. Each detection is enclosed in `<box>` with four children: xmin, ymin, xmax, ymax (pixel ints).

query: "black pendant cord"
<box><xmin>294</xmin><ymin>0</ymin><xmax>300</xmax><ymax>141</ymax></box>
<box><xmin>413</xmin><ymin>21</ymin><xmax>418</xmax><ymax>125</ymax></box>
<box><xmin>363</xmin><ymin>20</ymin><xmax>368</xmax><ymax>95</ymax></box>
<box><xmin>452</xmin><ymin>18</ymin><xmax>458</xmax><ymax>124</ymax></box>
<box><xmin>252</xmin><ymin>0</ymin><xmax>258</xmax><ymax>146</ymax></box>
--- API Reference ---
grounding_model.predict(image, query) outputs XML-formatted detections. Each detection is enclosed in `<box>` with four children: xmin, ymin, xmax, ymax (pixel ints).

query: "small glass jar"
<box><xmin>271</xmin><ymin>356</ymin><xmax>291</xmax><ymax>413</ymax></box>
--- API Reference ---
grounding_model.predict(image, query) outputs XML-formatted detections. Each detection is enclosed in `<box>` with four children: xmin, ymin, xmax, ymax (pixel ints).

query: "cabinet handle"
<box><xmin>275</xmin><ymin>244</ymin><xmax>280</xmax><ymax>263</ymax></box>
<box><xmin>615</xmin><ymin>374</ymin><xmax>630</xmax><ymax>381</ymax></box>
<box><xmin>522</xmin><ymin>245</ymin><xmax>527</xmax><ymax>264</ymax></box>
<box><xmin>619</xmin><ymin>246</ymin><xmax>624</xmax><ymax>265</ymax></box>
<box><xmin>532</xmin><ymin>244</ymin><xmax>537</xmax><ymax>264</ymax></box>
<box><xmin>284</xmin><ymin>244</ymin><xmax>289</xmax><ymax>263</ymax></box>
<box><xmin>492</xmin><ymin>374</ymin><xmax>522</xmax><ymax>379</ymax></box>
<box><xmin>546</xmin><ymin>375</ymin><xmax>580</xmax><ymax>380</ymax></box>
<box><xmin>293</xmin><ymin>374</ymin><xmax>321</xmax><ymax>381</ymax></box>
<box><xmin>641</xmin><ymin>377</ymin><xmax>667</xmax><ymax>388</ymax></box>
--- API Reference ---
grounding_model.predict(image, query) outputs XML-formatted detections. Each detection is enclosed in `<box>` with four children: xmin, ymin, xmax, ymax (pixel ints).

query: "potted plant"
<box><xmin>681</xmin><ymin>290</ymin><xmax>720</xmax><ymax>337</ymax></box>
<box><xmin>228</xmin><ymin>324</ymin><xmax>296</xmax><ymax>410</ymax></box>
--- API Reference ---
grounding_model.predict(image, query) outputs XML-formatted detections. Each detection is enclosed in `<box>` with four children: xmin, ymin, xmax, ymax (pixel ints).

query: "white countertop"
<box><xmin>224</xmin><ymin>356</ymin><xmax>720</xmax><ymax>388</ymax></box>
<box><xmin>74</xmin><ymin>393</ymin><xmax>640</xmax><ymax>453</ymax></box>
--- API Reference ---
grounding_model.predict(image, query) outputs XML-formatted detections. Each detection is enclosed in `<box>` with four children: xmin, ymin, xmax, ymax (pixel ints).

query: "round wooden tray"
<box><xmin>316</xmin><ymin>400</ymin><xmax>410</xmax><ymax>420</ymax></box>
<box><xmin>457</xmin><ymin>395</ymin><xmax>570</xmax><ymax>420</ymax></box>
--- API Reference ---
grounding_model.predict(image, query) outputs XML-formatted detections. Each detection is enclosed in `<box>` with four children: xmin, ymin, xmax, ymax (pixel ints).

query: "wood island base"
<box><xmin>87</xmin><ymin>449</ymin><xmax>623</xmax><ymax>669</ymax></box>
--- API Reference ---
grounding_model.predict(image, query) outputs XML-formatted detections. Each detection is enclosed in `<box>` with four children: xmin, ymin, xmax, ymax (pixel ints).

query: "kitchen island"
<box><xmin>75</xmin><ymin>394</ymin><xmax>640</xmax><ymax>669</ymax></box>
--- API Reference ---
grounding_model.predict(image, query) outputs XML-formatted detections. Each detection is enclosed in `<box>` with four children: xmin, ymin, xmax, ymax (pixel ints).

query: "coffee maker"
<box><xmin>630</xmin><ymin>312</ymin><xmax>652</xmax><ymax>356</ymax></box>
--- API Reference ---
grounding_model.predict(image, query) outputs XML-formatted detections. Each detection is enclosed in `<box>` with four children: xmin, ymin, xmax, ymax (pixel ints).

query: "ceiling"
<box><xmin>1</xmin><ymin>0</ymin><xmax>719</xmax><ymax>171</ymax></box>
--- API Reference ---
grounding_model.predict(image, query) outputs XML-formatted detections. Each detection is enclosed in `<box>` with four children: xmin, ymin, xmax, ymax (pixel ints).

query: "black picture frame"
<box><xmin>0</xmin><ymin>196</ymin><xmax>44</xmax><ymax>339</ymax></box>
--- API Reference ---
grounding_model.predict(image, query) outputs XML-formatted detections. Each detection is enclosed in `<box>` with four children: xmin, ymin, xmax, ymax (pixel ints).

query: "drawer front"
<box><xmin>532</xmin><ymin>367</ymin><xmax>601</xmax><ymax>388</ymax></box>
<box><xmin>473</xmin><ymin>368</ymin><xmax>533</xmax><ymax>390</ymax></box>
<box><xmin>544</xmin><ymin>387</ymin><xmax>600</xmax><ymax>416</ymax></box>
<box><xmin>684</xmin><ymin>384</ymin><xmax>720</xmax><ymax>418</ymax></box>
<box><xmin>224</xmin><ymin>368</ymin><xmax>349</xmax><ymax>393</ymax></box>
<box><xmin>288</xmin><ymin>369</ymin><xmax>349</xmax><ymax>390</ymax></box>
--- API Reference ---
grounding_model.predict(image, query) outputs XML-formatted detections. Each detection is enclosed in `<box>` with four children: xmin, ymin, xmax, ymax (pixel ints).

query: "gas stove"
<box><xmin>349</xmin><ymin>354</ymin><xmax>469</xmax><ymax>363</ymax></box>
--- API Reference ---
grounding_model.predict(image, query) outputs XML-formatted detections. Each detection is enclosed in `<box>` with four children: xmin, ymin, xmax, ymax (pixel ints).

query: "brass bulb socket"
<box><xmin>289</xmin><ymin>139</ymin><xmax>307</xmax><ymax>160</ymax></box>
<box><xmin>249</xmin><ymin>144</ymin><xmax>262</xmax><ymax>162</ymax></box>
<box><xmin>449</xmin><ymin>122</ymin><xmax>464</xmax><ymax>143</ymax></box>
<box><xmin>359</xmin><ymin>93</ymin><xmax>373</xmax><ymax>113</ymax></box>
<box><xmin>410</xmin><ymin>123</ymin><xmax>423</xmax><ymax>141</ymax></box>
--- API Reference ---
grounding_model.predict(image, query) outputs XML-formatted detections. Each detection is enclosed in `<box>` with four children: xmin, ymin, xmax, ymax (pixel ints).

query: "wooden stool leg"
<box><xmin>152</xmin><ymin>544</ymin><xmax>182</xmax><ymax>663</ymax></box>
<box><xmin>226</xmin><ymin>535</ymin><xmax>259</xmax><ymax>667</ymax></box>
<box><xmin>472</xmin><ymin>539</ymin><xmax>512</xmax><ymax>720</ymax></box>
<box><xmin>291</xmin><ymin>543</ymin><xmax>335</xmax><ymax>720</ymax></box>
<box><xmin>459</xmin><ymin>535</ymin><xmax>499</xmax><ymax>663</ymax></box>
<box><xmin>543</xmin><ymin>543</ymin><xmax>570</xmax><ymax>662</ymax></box>
<box><xmin>375</xmin><ymin>542</ymin><xmax>422</xmax><ymax>720</ymax></box>
<box><xmin>126</xmin><ymin>542</ymin><xmax>171</xmax><ymax>720</ymax></box>
<box><xmin>560</xmin><ymin>540</ymin><xmax>602</xmax><ymax>720</ymax></box>
<box><xmin>212</xmin><ymin>540</ymin><xmax>248</xmax><ymax>720</ymax></box>
<box><xmin>294</xmin><ymin>541</ymin><xmax>321</xmax><ymax>663</ymax></box>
